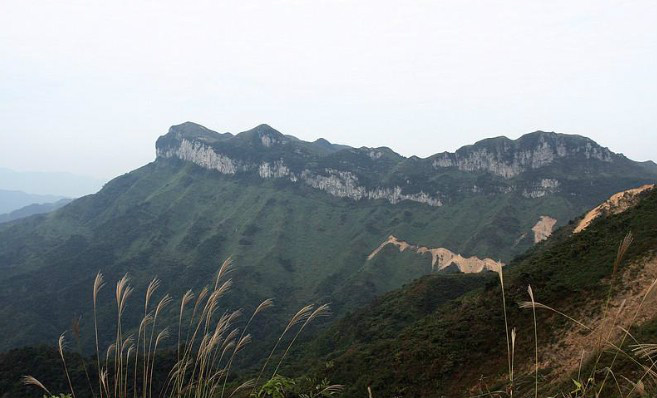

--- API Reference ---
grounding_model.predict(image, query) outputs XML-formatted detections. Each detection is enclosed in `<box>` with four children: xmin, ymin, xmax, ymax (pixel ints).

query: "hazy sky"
<box><xmin>1</xmin><ymin>0</ymin><xmax>656</xmax><ymax>179</ymax></box>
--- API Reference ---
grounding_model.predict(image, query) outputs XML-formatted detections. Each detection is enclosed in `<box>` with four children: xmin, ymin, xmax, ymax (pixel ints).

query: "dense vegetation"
<box><xmin>1</xmin><ymin>261</ymin><xmax>342</xmax><ymax>398</ymax></box>
<box><xmin>1</xmin><ymin>124</ymin><xmax>655</xmax><ymax>359</ymax></box>
<box><xmin>289</xmin><ymin>188</ymin><xmax>657</xmax><ymax>397</ymax></box>
<box><xmin>5</xmin><ymin>188</ymin><xmax>656</xmax><ymax>398</ymax></box>
<box><xmin>0</xmin><ymin>346</ymin><xmax>173</xmax><ymax>398</ymax></box>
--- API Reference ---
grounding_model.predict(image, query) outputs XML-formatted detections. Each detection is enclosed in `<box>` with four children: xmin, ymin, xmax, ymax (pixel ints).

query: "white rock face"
<box><xmin>157</xmin><ymin>139</ymin><xmax>238</xmax><ymax>174</ymax></box>
<box><xmin>368</xmin><ymin>235</ymin><xmax>504</xmax><ymax>273</ymax></box>
<box><xmin>300</xmin><ymin>169</ymin><xmax>442</xmax><ymax>206</ymax></box>
<box><xmin>582</xmin><ymin>142</ymin><xmax>613</xmax><ymax>161</ymax></box>
<box><xmin>433</xmin><ymin>148</ymin><xmax>525</xmax><ymax>178</ymax></box>
<box><xmin>157</xmin><ymin>135</ymin><xmax>588</xmax><ymax>206</ymax></box>
<box><xmin>522</xmin><ymin>178</ymin><xmax>561</xmax><ymax>198</ymax></box>
<box><xmin>532</xmin><ymin>216</ymin><xmax>557</xmax><ymax>243</ymax></box>
<box><xmin>159</xmin><ymin>139</ymin><xmax>443</xmax><ymax>207</ymax></box>
<box><xmin>261</xmin><ymin>134</ymin><xmax>282</xmax><ymax>147</ymax></box>
<box><xmin>368</xmin><ymin>150</ymin><xmax>383</xmax><ymax>160</ymax></box>
<box><xmin>259</xmin><ymin>161</ymin><xmax>290</xmax><ymax>178</ymax></box>
<box><xmin>433</xmin><ymin>138</ymin><xmax>613</xmax><ymax>178</ymax></box>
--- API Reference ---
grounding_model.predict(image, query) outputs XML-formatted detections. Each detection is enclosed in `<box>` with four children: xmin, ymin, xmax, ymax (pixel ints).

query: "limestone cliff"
<box><xmin>432</xmin><ymin>131</ymin><xmax>614</xmax><ymax>178</ymax></box>
<box><xmin>155</xmin><ymin>123</ymin><xmax>656</xmax><ymax>210</ymax></box>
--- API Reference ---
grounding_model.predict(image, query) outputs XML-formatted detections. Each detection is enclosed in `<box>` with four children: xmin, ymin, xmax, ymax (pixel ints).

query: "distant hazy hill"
<box><xmin>0</xmin><ymin>122</ymin><xmax>655</xmax><ymax>356</ymax></box>
<box><xmin>0</xmin><ymin>198</ymin><xmax>72</xmax><ymax>224</ymax></box>
<box><xmin>0</xmin><ymin>167</ymin><xmax>105</xmax><ymax>197</ymax></box>
<box><xmin>0</xmin><ymin>189</ymin><xmax>67</xmax><ymax>214</ymax></box>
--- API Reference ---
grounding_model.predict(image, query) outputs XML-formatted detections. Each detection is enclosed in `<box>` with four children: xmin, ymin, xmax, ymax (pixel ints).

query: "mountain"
<box><xmin>0</xmin><ymin>122</ymin><xmax>655</xmax><ymax>355</ymax></box>
<box><xmin>156</xmin><ymin>122</ymin><xmax>656</xmax><ymax>261</ymax></box>
<box><xmin>0</xmin><ymin>189</ymin><xmax>67</xmax><ymax>214</ymax></box>
<box><xmin>291</xmin><ymin>186</ymin><xmax>657</xmax><ymax>397</ymax></box>
<box><xmin>639</xmin><ymin>160</ymin><xmax>657</xmax><ymax>174</ymax></box>
<box><xmin>0</xmin><ymin>167</ymin><xmax>105</xmax><ymax>197</ymax></box>
<box><xmin>0</xmin><ymin>198</ymin><xmax>73</xmax><ymax>224</ymax></box>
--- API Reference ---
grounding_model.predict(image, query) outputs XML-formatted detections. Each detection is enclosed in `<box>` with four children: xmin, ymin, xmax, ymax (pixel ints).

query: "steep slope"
<box><xmin>0</xmin><ymin>122</ymin><xmax>655</xmax><ymax>356</ymax></box>
<box><xmin>574</xmin><ymin>183</ymin><xmax>654</xmax><ymax>233</ymax></box>
<box><xmin>292</xmin><ymin>187</ymin><xmax>657</xmax><ymax>397</ymax></box>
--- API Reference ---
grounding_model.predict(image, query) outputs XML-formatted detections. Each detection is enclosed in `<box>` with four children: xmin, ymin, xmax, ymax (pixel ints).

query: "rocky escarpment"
<box><xmin>574</xmin><ymin>184</ymin><xmax>655</xmax><ymax>233</ymax></box>
<box><xmin>157</xmin><ymin>137</ymin><xmax>442</xmax><ymax>206</ymax></box>
<box><xmin>368</xmin><ymin>235</ymin><xmax>504</xmax><ymax>273</ymax></box>
<box><xmin>162</xmin><ymin>139</ymin><xmax>239</xmax><ymax>174</ymax></box>
<box><xmin>432</xmin><ymin>132</ymin><xmax>615</xmax><ymax>178</ymax></box>
<box><xmin>156</xmin><ymin>123</ymin><xmax>656</xmax><ymax>208</ymax></box>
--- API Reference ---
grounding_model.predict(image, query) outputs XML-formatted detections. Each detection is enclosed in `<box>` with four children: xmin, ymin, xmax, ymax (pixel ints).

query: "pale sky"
<box><xmin>1</xmin><ymin>0</ymin><xmax>656</xmax><ymax>179</ymax></box>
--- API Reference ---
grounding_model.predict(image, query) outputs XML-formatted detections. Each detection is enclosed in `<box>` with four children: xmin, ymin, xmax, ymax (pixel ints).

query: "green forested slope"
<box><xmin>292</xmin><ymin>188</ymin><xmax>657</xmax><ymax>397</ymax></box>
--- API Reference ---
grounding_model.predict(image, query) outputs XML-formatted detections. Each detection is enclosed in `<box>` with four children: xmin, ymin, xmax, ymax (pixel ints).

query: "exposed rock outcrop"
<box><xmin>574</xmin><ymin>184</ymin><xmax>655</xmax><ymax>233</ymax></box>
<box><xmin>158</xmin><ymin>139</ymin><xmax>239</xmax><ymax>174</ymax></box>
<box><xmin>432</xmin><ymin>132</ymin><xmax>614</xmax><ymax>178</ymax></box>
<box><xmin>522</xmin><ymin>179</ymin><xmax>560</xmax><ymax>198</ymax></box>
<box><xmin>368</xmin><ymin>235</ymin><xmax>504</xmax><ymax>273</ymax></box>
<box><xmin>158</xmin><ymin>139</ymin><xmax>443</xmax><ymax>207</ymax></box>
<box><xmin>155</xmin><ymin>123</ymin><xmax>656</xmax><ymax>210</ymax></box>
<box><xmin>532</xmin><ymin>216</ymin><xmax>557</xmax><ymax>243</ymax></box>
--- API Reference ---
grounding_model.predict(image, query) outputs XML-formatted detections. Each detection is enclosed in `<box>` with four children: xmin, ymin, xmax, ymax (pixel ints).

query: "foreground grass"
<box><xmin>23</xmin><ymin>257</ymin><xmax>342</xmax><ymax>398</ymax></box>
<box><xmin>19</xmin><ymin>192</ymin><xmax>657</xmax><ymax>398</ymax></box>
<box><xmin>465</xmin><ymin>231</ymin><xmax>657</xmax><ymax>398</ymax></box>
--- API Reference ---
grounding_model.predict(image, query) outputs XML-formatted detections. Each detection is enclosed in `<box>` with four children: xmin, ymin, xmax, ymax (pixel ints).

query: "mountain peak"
<box><xmin>251</xmin><ymin>123</ymin><xmax>280</xmax><ymax>134</ymax></box>
<box><xmin>528</xmin><ymin>129</ymin><xmax>556</xmax><ymax>135</ymax></box>
<box><xmin>519</xmin><ymin>130</ymin><xmax>590</xmax><ymax>143</ymax></box>
<box><xmin>235</xmin><ymin>124</ymin><xmax>287</xmax><ymax>147</ymax></box>
<box><xmin>156</xmin><ymin>123</ymin><xmax>655</xmax><ymax>191</ymax></box>
<box><xmin>168</xmin><ymin>121</ymin><xmax>217</xmax><ymax>136</ymax></box>
<box><xmin>313</xmin><ymin>137</ymin><xmax>333</xmax><ymax>148</ymax></box>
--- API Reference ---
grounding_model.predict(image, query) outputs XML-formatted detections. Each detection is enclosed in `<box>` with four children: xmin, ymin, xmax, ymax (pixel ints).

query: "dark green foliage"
<box><xmin>0</xmin><ymin>346</ymin><xmax>92</xmax><ymax>398</ymax></box>
<box><xmin>0</xmin><ymin>346</ymin><xmax>177</xmax><ymax>398</ymax></box>
<box><xmin>253</xmin><ymin>375</ymin><xmax>342</xmax><ymax>398</ymax></box>
<box><xmin>292</xmin><ymin>189</ymin><xmax>657</xmax><ymax>397</ymax></box>
<box><xmin>255</xmin><ymin>375</ymin><xmax>297</xmax><ymax>398</ymax></box>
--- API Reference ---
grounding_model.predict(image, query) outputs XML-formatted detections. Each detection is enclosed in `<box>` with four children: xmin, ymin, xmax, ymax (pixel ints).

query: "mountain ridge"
<box><xmin>0</xmin><ymin>122</ymin><xmax>655</xmax><ymax>358</ymax></box>
<box><xmin>156</xmin><ymin>122</ymin><xmax>656</xmax><ymax>208</ymax></box>
<box><xmin>162</xmin><ymin>123</ymin><xmax>628</xmax><ymax>163</ymax></box>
